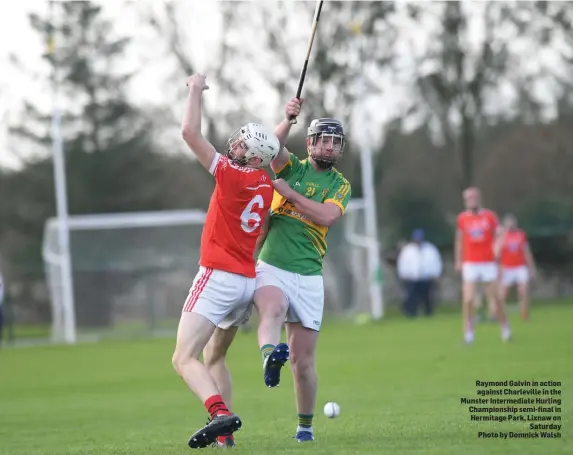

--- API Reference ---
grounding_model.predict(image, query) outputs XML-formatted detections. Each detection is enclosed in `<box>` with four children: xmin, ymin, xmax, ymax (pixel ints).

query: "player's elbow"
<box><xmin>323</xmin><ymin>205</ymin><xmax>344</xmax><ymax>227</ymax></box>
<box><xmin>321</xmin><ymin>212</ymin><xmax>340</xmax><ymax>227</ymax></box>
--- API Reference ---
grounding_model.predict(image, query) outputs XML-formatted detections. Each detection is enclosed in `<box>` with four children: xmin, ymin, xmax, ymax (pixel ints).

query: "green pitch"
<box><xmin>1</xmin><ymin>302</ymin><xmax>571</xmax><ymax>455</ymax></box>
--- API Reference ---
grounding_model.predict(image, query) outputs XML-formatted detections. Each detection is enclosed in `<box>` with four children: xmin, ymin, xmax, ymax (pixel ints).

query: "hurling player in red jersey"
<box><xmin>172</xmin><ymin>74</ymin><xmax>279</xmax><ymax>449</ymax></box>
<box><xmin>495</xmin><ymin>214</ymin><xmax>537</xmax><ymax>321</ymax></box>
<box><xmin>455</xmin><ymin>187</ymin><xmax>511</xmax><ymax>344</ymax></box>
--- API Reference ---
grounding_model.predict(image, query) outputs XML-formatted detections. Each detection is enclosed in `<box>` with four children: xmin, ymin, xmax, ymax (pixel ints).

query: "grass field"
<box><xmin>1</xmin><ymin>302</ymin><xmax>571</xmax><ymax>455</ymax></box>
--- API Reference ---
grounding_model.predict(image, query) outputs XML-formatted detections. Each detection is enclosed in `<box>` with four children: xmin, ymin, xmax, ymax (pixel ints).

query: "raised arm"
<box><xmin>270</xmin><ymin>98</ymin><xmax>303</xmax><ymax>173</ymax></box>
<box><xmin>181</xmin><ymin>74</ymin><xmax>217</xmax><ymax>171</ymax></box>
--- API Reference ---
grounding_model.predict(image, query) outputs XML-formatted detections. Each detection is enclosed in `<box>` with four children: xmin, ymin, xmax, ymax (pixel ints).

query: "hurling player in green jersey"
<box><xmin>253</xmin><ymin>98</ymin><xmax>351</xmax><ymax>442</ymax></box>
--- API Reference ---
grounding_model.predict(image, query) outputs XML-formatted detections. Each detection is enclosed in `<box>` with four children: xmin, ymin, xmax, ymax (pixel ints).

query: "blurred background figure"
<box><xmin>455</xmin><ymin>186</ymin><xmax>511</xmax><ymax>343</ymax></box>
<box><xmin>496</xmin><ymin>214</ymin><xmax>537</xmax><ymax>321</ymax></box>
<box><xmin>397</xmin><ymin>229</ymin><xmax>442</xmax><ymax>317</ymax></box>
<box><xmin>383</xmin><ymin>238</ymin><xmax>408</xmax><ymax>284</ymax></box>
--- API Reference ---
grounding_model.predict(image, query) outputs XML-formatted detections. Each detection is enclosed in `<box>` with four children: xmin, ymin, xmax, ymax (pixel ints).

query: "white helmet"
<box><xmin>225</xmin><ymin>123</ymin><xmax>280</xmax><ymax>168</ymax></box>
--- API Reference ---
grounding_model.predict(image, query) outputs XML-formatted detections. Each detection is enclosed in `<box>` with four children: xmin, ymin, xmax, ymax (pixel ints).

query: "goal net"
<box><xmin>42</xmin><ymin>201</ymin><xmax>376</xmax><ymax>343</ymax></box>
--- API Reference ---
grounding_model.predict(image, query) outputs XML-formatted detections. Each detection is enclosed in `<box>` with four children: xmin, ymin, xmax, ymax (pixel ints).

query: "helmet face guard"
<box><xmin>225</xmin><ymin>129</ymin><xmax>249</xmax><ymax>166</ymax></box>
<box><xmin>306</xmin><ymin>118</ymin><xmax>345</xmax><ymax>169</ymax></box>
<box><xmin>225</xmin><ymin>123</ymin><xmax>280</xmax><ymax>168</ymax></box>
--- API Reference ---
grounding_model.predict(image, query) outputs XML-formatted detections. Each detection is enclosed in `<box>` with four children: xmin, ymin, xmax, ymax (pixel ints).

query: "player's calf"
<box><xmin>174</xmin><ymin>313</ymin><xmax>239</xmax><ymax>448</ymax></box>
<box><xmin>484</xmin><ymin>282</ymin><xmax>511</xmax><ymax>342</ymax></box>
<box><xmin>254</xmin><ymin>285</ymin><xmax>289</xmax><ymax>348</ymax></box>
<box><xmin>287</xmin><ymin>324</ymin><xmax>319</xmax><ymax>439</ymax></box>
<box><xmin>203</xmin><ymin>326</ymin><xmax>238</xmax><ymax>408</ymax></box>
<box><xmin>517</xmin><ymin>283</ymin><xmax>530</xmax><ymax>321</ymax></box>
<box><xmin>461</xmin><ymin>297</ymin><xmax>475</xmax><ymax>344</ymax></box>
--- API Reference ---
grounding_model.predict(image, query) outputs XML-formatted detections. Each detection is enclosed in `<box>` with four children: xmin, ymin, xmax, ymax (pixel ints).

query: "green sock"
<box><xmin>297</xmin><ymin>413</ymin><xmax>313</xmax><ymax>429</ymax></box>
<box><xmin>261</xmin><ymin>344</ymin><xmax>275</xmax><ymax>360</ymax></box>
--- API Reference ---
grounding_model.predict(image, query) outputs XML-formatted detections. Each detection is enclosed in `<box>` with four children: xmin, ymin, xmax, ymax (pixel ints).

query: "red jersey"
<box><xmin>457</xmin><ymin>209</ymin><xmax>499</xmax><ymax>263</ymax></box>
<box><xmin>199</xmin><ymin>154</ymin><xmax>274</xmax><ymax>278</ymax></box>
<box><xmin>500</xmin><ymin>229</ymin><xmax>527</xmax><ymax>267</ymax></box>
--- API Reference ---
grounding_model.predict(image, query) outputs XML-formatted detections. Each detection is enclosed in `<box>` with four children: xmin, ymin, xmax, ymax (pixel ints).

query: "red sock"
<box><xmin>204</xmin><ymin>395</ymin><xmax>231</xmax><ymax>418</ymax></box>
<box><xmin>217</xmin><ymin>434</ymin><xmax>235</xmax><ymax>444</ymax></box>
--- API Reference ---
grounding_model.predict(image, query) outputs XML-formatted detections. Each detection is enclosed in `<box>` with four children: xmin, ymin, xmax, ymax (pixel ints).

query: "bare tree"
<box><xmin>140</xmin><ymin>1</ymin><xmax>259</xmax><ymax>145</ymax></box>
<box><xmin>530</xmin><ymin>1</ymin><xmax>573</xmax><ymax>117</ymax></box>
<box><xmin>207</xmin><ymin>2</ymin><xmax>397</xmax><ymax>130</ymax></box>
<box><xmin>408</xmin><ymin>2</ymin><xmax>517</xmax><ymax>189</ymax></box>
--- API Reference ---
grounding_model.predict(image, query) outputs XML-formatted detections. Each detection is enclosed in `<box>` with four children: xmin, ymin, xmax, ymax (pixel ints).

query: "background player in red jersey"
<box><xmin>455</xmin><ymin>187</ymin><xmax>511</xmax><ymax>343</ymax></box>
<box><xmin>172</xmin><ymin>74</ymin><xmax>280</xmax><ymax>449</ymax></box>
<box><xmin>496</xmin><ymin>214</ymin><xmax>537</xmax><ymax>321</ymax></box>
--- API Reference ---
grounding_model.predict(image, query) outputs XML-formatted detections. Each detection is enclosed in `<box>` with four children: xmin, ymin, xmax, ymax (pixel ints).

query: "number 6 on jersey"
<box><xmin>241</xmin><ymin>195</ymin><xmax>265</xmax><ymax>233</ymax></box>
<box><xmin>200</xmin><ymin>154</ymin><xmax>275</xmax><ymax>278</ymax></box>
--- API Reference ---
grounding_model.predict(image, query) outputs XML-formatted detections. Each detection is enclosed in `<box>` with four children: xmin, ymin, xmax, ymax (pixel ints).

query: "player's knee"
<box><xmin>172</xmin><ymin>350</ymin><xmax>184</xmax><ymax>376</ymax></box>
<box><xmin>255</xmin><ymin>287</ymin><xmax>288</xmax><ymax>319</ymax></box>
<box><xmin>172</xmin><ymin>343</ymin><xmax>198</xmax><ymax>375</ymax></box>
<box><xmin>517</xmin><ymin>285</ymin><xmax>528</xmax><ymax>298</ymax></box>
<box><xmin>290</xmin><ymin>351</ymin><xmax>315</xmax><ymax>381</ymax></box>
<box><xmin>258</xmin><ymin>298</ymin><xmax>287</xmax><ymax>321</ymax></box>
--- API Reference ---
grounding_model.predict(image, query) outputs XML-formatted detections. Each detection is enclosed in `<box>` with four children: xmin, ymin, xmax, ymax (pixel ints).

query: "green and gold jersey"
<box><xmin>258</xmin><ymin>152</ymin><xmax>351</xmax><ymax>276</ymax></box>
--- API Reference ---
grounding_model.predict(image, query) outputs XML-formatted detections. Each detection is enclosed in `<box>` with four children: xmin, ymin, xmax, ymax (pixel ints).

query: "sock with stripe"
<box><xmin>217</xmin><ymin>434</ymin><xmax>234</xmax><ymax>445</ymax></box>
<box><xmin>261</xmin><ymin>344</ymin><xmax>275</xmax><ymax>360</ymax></box>
<box><xmin>204</xmin><ymin>394</ymin><xmax>231</xmax><ymax>419</ymax></box>
<box><xmin>297</xmin><ymin>413</ymin><xmax>313</xmax><ymax>433</ymax></box>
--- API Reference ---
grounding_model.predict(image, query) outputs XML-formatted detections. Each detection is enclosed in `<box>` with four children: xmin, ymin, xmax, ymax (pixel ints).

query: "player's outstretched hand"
<box><xmin>273</xmin><ymin>178</ymin><xmax>295</xmax><ymax>199</ymax></box>
<box><xmin>285</xmin><ymin>98</ymin><xmax>302</xmax><ymax>121</ymax></box>
<box><xmin>186</xmin><ymin>74</ymin><xmax>209</xmax><ymax>91</ymax></box>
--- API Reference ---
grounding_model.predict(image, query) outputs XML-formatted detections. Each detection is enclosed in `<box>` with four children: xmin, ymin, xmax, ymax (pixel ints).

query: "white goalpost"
<box><xmin>344</xmin><ymin>199</ymin><xmax>384</xmax><ymax>319</ymax></box>
<box><xmin>41</xmin><ymin>201</ymin><xmax>381</xmax><ymax>344</ymax></box>
<box><xmin>42</xmin><ymin>4</ymin><xmax>383</xmax><ymax>346</ymax></box>
<box><xmin>42</xmin><ymin>210</ymin><xmax>206</xmax><ymax>344</ymax></box>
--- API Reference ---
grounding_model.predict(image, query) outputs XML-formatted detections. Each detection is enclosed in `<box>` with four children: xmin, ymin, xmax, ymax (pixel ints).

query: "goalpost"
<box><xmin>42</xmin><ymin>202</ymin><xmax>382</xmax><ymax>344</ymax></box>
<box><xmin>42</xmin><ymin>210</ymin><xmax>206</xmax><ymax>344</ymax></box>
<box><xmin>43</xmin><ymin>3</ymin><xmax>384</xmax><ymax>345</ymax></box>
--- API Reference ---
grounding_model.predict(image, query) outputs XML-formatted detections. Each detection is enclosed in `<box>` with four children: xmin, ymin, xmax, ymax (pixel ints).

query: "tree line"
<box><xmin>2</xmin><ymin>1</ymin><xmax>573</xmax><ymax>283</ymax></box>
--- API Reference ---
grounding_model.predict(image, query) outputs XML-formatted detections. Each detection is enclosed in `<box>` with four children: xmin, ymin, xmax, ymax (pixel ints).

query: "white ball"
<box><xmin>323</xmin><ymin>402</ymin><xmax>341</xmax><ymax>419</ymax></box>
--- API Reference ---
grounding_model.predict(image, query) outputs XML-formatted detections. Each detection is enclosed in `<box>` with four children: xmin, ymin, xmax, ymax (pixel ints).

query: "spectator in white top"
<box><xmin>397</xmin><ymin>229</ymin><xmax>443</xmax><ymax>317</ymax></box>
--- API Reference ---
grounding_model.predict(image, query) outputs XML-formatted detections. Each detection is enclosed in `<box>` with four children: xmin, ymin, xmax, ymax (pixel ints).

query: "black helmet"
<box><xmin>307</xmin><ymin>118</ymin><xmax>345</xmax><ymax>138</ymax></box>
<box><xmin>306</xmin><ymin>118</ymin><xmax>345</xmax><ymax>169</ymax></box>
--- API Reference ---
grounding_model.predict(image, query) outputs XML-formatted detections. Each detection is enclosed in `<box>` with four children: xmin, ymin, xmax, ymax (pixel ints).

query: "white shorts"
<box><xmin>462</xmin><ymin>262</ymin><xmax>498</xmax><ymax>283</ymax></box>
<box><xmin>501</xmin><ymin>266</ymin><xmax>529</xmax><ymax>286</ymax></box>
<box><xmin>182</xmin><ymin>266</ymin><xmax>255</xmax><ymax>329</ymax></box>
<box><xmin>255</xmin><ymin>260</ymin><xmax>324</xmax><ymax>331</ymax></box>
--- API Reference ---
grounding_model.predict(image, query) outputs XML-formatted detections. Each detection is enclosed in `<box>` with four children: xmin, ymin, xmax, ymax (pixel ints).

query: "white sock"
<box><xmin>502</xmin><ymin>326</ymin><xmax>511</xmax><ymax>340</ymax></box>
<box><xmin>464</xmin><ymin>331</ymin><xmax>474</xmax><ymax>343</ymax></box>
<box><xmin>297</xmin><ymin>425</ymin><xmax>313</xmax><ymax>434</ymax></box>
